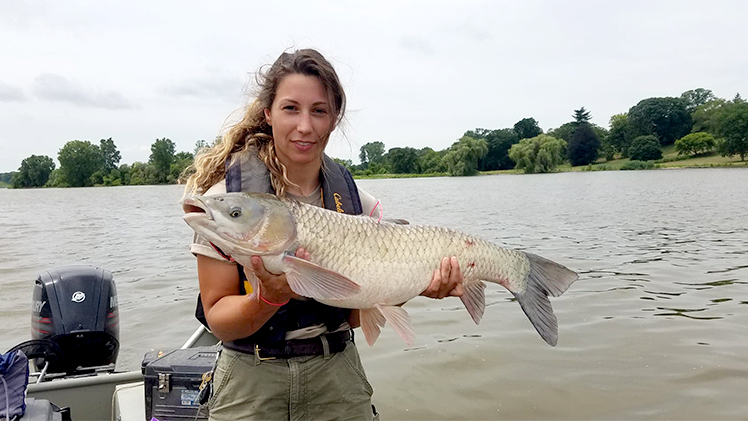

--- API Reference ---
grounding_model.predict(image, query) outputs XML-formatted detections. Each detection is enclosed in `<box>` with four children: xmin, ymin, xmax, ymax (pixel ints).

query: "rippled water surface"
<box><xmin>1</xmin><ymin>168</ymin><xmax>747</xmax><ymax>419</ymax></box>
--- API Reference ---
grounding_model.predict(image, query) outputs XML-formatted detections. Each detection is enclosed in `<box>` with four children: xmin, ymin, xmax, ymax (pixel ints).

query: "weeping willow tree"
<box><xmin>508</xmin><ymin>134</ymin><xmax>566</xmax><ymax>174</ymax></box>
<box><xmin>443</xmin><ymin>136</ymin><xmax>488</xmax><ymax>176</ymax></box>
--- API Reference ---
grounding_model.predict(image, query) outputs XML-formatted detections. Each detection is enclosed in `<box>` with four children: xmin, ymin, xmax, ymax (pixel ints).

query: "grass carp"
<box><xmin>182</xmin><ymin>192</ymin><xmax>578</xmax><ymax>347</ymax></box>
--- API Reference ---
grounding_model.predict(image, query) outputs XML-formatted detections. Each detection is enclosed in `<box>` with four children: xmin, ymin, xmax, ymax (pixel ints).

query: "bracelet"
<box><xmin>258</xmin><ymin>289</ymin><xmax>289</xmax><ymax>307</ymax></box>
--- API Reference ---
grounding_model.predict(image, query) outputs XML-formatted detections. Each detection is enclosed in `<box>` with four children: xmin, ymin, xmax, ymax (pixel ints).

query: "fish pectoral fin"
<box><xmin>376</xmin><ymin>304</ymin><xmax>415</xmax><ymax>347</ymax></box>
<box><xmin>360</xmin><ymin>307</ymin><xmax>387</xmax><ymax>347</ymax></box>
<box><xmin>282</xmin><ymin>255</ymin><xmax>361</xmax><ymax>300</ymax></box>
<box><xmin>460</xmin><ymin>280</ymin><xmax>487</xmax><ymax>325</ymax></box>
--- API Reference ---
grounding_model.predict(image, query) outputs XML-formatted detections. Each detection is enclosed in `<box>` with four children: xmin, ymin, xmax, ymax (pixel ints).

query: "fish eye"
<box><xmin>229</xmin><ymin>207</ymin><xmax>242</xmax><ymax>218</ymax></box>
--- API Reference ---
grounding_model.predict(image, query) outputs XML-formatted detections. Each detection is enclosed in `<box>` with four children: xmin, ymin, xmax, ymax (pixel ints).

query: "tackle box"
<box><xmin>141</xmin><ymin>346</ymin><xmax>219</xmax><ymax>420</ymax></box>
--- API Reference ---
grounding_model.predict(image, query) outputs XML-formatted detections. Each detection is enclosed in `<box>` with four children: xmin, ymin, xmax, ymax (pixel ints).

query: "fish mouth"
<box><xmin>182</xmin><ymin>196</ymin><xmax>213</xmax><ymax>221</ymax></box>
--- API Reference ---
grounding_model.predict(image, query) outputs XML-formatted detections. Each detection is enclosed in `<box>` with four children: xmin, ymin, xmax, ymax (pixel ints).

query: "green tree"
<box><xmin>443</xmin><ymin>136</ymin><xmax>488</xmax><ymax>176</ymax></box>
<box><xmin>628</xmin><ymin>97</ymin><xmax>692</xmax><ymax>145</ymax></box>
<box><xmin>194</xmin><ymin>139</ymin><xmax>209</xmax><ymax>156</ymax></box>
<box><xmin>715</xmin><ymin>100</ymin><xmax>748</xmax><ymax>160</ymax></box>
<box><xmin>466</xmin><ymin>128</ymin><xmax>519</xmax><ymax>171</ymax></box>
<box><xmin>680</xmin><ymin>88</ymin><xmax>716</xmax><ymax>114</ymax></box>
<box><xmin>118</xmin><ymin>164</ymin><xmax>132</xmax><ymax>185</ymax></box>
<box><xmin>12</xmin><ymin>155</ymin><xmax>55</xmax><ymax>188</ymax></box>
<box><xmin>573</xmin><ymin>107</ymin><xmax>592</xmax><ymax>124</ymax></box>
<box><xmin>513</xmin><ymin>117</ymin><xmax>543</xmax><ymax>140</ymax></box>
<box><xmin>674</xmin><ymin>132</ymin><xmax>717</xmax><ymax>156</ymax></box>
<box><xmin>44</xmin><ymin>169</ymin><xmax>65</xmax><ymax>187</ymax></box>
<box><xmin>387</xmin><ymin>147</ymin><xmax>420</xmax><ymax>174</ymax></box>
<box><xmin>359</xmin><ymin>141</ymin><xmax>386</xmax><ymax>167</ymax></box>
<box><xmin>547</xmin><ymin>123</ymin><xmax>575</xmax><ymax>144</ymax></box>
<box><xmin>89</xmin><ymin>169</ymin><xmax>106</xmax><ymax>186</ymax></box>
<box><xmin>418</xmin><ymin>148</ymin><xmax>447</xmax><ymax>174</ymax></box>
<box><xmin>103</xmin><ymin>168</ymin><xmax>122</xmax><ymax>186</ymax></box>
<box><xmin>170</xmin><ymin>151</ymin><xmax>194</xmax><ymax>183</ymax></box>
<box><xmin>58</xmin><ymin>140</ymin><xmax>104</xmax><ymax>187</ymax></box>
<box><xmin>607</xmin><ymin>113</ymin><xmax>634</xmax><ymax>157</ymax></box>
<box><xmin>628</xmin><ymin>135</ymin><xmax>662</xmax><ymax>161</ymax></box>
<box><xmin>149</xmin><ymin>138</ymin><xmax>176</xmax><ymax>183</ymax></box>
<box><xmin>129</xmin><ymin>161</ymin><xmax>157</xmax><ymax>185</ymax></box>
<box><xmin>508</xmin><ymin>134</ymin><xmax>566</xmax><ymax>174</ymax></box>
<box><xmin>566</xmin><ymin>123</ymin><xmax>601</xmax><ymax>166</ymax></box>
<box><xmin>0</xmin><ymin>172</ymin><xmax>14</xmax><ymax>186</ymax></box>
<box><xmin>99</xmin><ymin>138</ymin><xmax>121</xmax><ymax>174</ymax></box>
<box><xmin>691</xmin><ymin>99</ymin><xmax>727</xmax><ymax>133</ymax></box>
<box><xmin>332</xmin><ymin>157</ymin><xmax>353</xmax><ymax>171</ymax></box>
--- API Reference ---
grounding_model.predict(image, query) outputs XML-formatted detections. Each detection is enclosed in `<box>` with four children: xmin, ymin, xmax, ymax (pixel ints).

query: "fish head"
<box><xmin>182</xmin><ymin>192</ymin><xmax>297</xmax><ymax>256</ymax></box>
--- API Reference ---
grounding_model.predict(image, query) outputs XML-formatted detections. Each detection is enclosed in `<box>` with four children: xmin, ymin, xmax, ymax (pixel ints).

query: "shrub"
<box><xmin>621</xmin><ymin>160</ymin><xmax>656</xmax><ymax>170</ymax></box>
<box><xmin>674</xmin><ymin>132</ymin><xmax>716</xmax><ymax>156</ymax></box>
<box><xmin>628</xmin><ymin>135</ymin><xmax>663</xmax><ymax>161</ymax></box>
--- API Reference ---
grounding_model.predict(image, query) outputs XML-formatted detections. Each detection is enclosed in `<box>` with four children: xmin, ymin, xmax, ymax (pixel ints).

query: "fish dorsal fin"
<box><xmin>360</xmin><ymin>307</ymin><xmax>387</xmax><ymax>346</ymax></box>
<box><xmin>282</xmin><ymin>255</ymin><xmax>360</xmax><ymax>300</ymax></box>
<box><xmin>460</xmin><ymin>280</ymin><xmax>487</xmax><ymax>325</ymax></box>
<box><xmin>377</xmin><ymin>304</ymin><xmax>415</xmax><ymax>346</ymax></box>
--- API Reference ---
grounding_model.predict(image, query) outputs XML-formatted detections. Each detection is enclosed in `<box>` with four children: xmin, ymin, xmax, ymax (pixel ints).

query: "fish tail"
<box><xmin>513</xmin><ymin>252</ymin><xmax>578</xmax><ymax>346</ymax></box>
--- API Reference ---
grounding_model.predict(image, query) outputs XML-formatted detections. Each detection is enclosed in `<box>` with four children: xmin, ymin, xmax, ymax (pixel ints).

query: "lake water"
<box><xmin>1</xmin><ymin>168</ymin><xmax>747</xmax><ymax>419</ymax></box>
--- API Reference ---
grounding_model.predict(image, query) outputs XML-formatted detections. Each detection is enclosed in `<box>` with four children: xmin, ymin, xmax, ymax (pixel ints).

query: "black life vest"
<box><xmin>194</xmin><ymin>147</ymin><xmax>362</xmax><ymax>346</ymax></box>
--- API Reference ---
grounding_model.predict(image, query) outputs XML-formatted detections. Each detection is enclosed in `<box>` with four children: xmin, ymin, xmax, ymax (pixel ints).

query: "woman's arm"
<box><xmin>198</xmin><ymin>249</ymin><xmax>309</xmax><ymax>342</ymax></box>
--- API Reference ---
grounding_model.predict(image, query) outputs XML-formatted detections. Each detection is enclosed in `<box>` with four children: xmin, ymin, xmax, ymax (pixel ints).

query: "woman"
<box><xmin>184</xmin><ymin>49</ymin><xmax>463</xmax><ymax>420</ymax></box>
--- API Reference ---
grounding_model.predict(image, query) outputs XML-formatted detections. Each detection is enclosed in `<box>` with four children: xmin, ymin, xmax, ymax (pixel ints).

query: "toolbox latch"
<box><xmin>158</xmin><ymin>372</ymin><xmax>171</xmax><ymax>393</ymax></box>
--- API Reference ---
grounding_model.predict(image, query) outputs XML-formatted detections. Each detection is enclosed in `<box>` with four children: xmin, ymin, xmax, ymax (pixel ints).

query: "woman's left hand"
<box><xmin>421</xmin><ymin>256</ymin><xmax>464</xmax><ymax>299</ymax></box>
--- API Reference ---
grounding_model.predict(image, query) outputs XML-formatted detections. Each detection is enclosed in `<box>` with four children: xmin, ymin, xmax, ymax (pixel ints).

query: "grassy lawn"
<box><xmin>561</xmin><ymin>145</ymin><xmax>747</xmax><ymax>172</ymax></box>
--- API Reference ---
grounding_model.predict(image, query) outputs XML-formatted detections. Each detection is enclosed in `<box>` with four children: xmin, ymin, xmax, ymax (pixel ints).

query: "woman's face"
<box><xmin>264</xmin><ymin>73</ymin><xmax>334</xmax><ymax>171</ymax></box>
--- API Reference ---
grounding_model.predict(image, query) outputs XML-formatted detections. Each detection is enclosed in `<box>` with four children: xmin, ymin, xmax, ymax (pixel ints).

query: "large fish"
<box><xmin>182</xmin><ymin>192</ymin><xmax>578</xmax><ymax>347</ymax></box>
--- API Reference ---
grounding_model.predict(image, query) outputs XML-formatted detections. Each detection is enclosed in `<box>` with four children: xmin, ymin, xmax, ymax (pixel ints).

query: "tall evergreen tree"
<box><xmin>566</xmin><ymin>122</ymin><xmax>600</xmax><ymax>166</ymax></box>
<box><xmin>573</xmin><ymin>107</ymin><xmax>592</xmax><ymax>124</ymax></box>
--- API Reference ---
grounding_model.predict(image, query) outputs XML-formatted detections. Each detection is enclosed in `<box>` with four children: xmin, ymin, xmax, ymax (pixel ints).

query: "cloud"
<box><xmin>444</xmin><ymin>22</ymin><xmax>492</xmax><ymax>42</ymax></box>
<box><xmin>32</xmin><ymin>73</ymin><xmax>138</xmax><ymax>109</ymax></box>
<box><xmin>399</xmin><ymin>36</ymin><xmax>435</xmax><ymax>55</ymax></box>
<box><xmin>157</xmin><ymin>73</ymin><xmax>245</xmax><ymax>102</ymax></box>
<box><xmin>0</xmin><ymin>82</ymin><xmax>26</xmax><ymax>101</ymax></box>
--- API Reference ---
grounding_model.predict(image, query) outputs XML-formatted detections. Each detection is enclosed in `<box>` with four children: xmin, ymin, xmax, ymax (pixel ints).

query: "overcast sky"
<box><xmin>1</xmin><ymin>0</ymin><xmax>746</xmax><ymax>172</ymax></box>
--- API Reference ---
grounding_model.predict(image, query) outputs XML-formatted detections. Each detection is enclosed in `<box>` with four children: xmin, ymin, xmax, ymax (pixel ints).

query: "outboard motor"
<box><xmin>31</xmin><ymin>266</ymin><xmax>119</xmax><ymax>375</ymax></box>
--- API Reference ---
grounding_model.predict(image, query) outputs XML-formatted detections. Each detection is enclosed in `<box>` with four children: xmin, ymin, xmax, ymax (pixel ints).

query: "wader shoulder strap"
<box><xmin>225</xmin><ymin>146</ymin><xmax>271</xmax><ymax>194</ymax></box>
<box><xmin>320</xmin><ymin>154</ymin><xmax>363</xmax><ymax>215</ymax></box>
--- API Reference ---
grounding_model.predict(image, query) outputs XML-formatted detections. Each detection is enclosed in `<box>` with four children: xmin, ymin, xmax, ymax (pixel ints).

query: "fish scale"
<box><xmin>287</xmin><ymin>199</ymin><xmax>531</xmax><ymax>309</ymax></box>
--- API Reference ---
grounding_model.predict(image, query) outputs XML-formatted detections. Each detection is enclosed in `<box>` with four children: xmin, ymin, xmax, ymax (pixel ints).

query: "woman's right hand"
<box><xmin>246</xmin><ymin>248</ymin><xmax>310</xmax><ymax>304</ymax></box>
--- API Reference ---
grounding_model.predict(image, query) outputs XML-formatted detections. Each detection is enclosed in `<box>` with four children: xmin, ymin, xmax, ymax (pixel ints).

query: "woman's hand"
<box><xmin>246</xmin><ymin>248</ymin><xmax>310</xmax><ymax>304</ymax></box>
<box><xmin>421</xmin><ymin>256</ymin><xmax>464</xmax><ymax>299</ymax></box>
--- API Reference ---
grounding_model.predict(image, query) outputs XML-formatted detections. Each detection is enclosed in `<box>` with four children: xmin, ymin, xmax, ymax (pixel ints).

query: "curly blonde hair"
<box><xmin>184</xmin><ymin>49</ymin><xmax>346</xmax><ymax>196</ymax></box>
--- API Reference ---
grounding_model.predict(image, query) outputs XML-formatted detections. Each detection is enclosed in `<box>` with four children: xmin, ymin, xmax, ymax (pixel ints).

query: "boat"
<box><xmin>4</xmin><ymin>266</ymin><xmax>218</xmax><ymax>421</ymax></box>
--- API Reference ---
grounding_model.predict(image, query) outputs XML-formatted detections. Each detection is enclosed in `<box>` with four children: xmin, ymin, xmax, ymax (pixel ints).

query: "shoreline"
<box><xmin>354</xmin><ymin>160</ymin><xmax>747</xmax><ymax>180</ymax></box>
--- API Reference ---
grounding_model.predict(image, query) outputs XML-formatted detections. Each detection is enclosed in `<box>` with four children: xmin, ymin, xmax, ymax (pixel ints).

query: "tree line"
<box><xmin>4</xmin><ymin>137</ymin><xmax>201</xmax><ymax>188</ymax></box>
<box><xmin>339</xmin><ymin>87</ymin><xmax>747</xmax><ymax>176</ymax></box>
<box><xmin>4</xmin><ymin>86</ymin><xmax>747</xmax><ymax>188</ymax></box>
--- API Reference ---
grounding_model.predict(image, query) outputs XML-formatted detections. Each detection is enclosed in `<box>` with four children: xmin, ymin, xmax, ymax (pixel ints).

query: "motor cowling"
<box><xmin>31</xmin><ymin>266</ymin><xmax>119</xmax><ymax>374</ymax></box>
